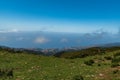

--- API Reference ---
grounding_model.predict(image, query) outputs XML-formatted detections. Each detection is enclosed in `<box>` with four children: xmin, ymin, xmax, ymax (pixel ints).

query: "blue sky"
<box><xmin>0</xmin><ymin>0</ymin><xmax>120</xmax><ymax>33</ymax></box>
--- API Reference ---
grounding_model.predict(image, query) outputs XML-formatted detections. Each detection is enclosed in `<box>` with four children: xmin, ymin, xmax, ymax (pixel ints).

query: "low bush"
<box><xmin>97</xmin><ymin>64</ymin><xmax>101</xmax><ymax>66</ymax></box>
<box><xmin>84</xmin><ymin>59</ymin><xmax>94</xmax><ymax>66</ymax></box>
<box><xmin>112</xmin><ymin>69</ymin><xmax>119</xmax><ymax>74</ymax></box>
<box><xmin>114</xmin><ymin>52</ymin><xmax>120</xmax><ymax>57</ymax></box>
<box><xmin>0</xmin><ymin>68</ymin><xmax>13</xmax><ymax>79</ymax></box>
<box><xmin>111</xmin><ymin>63</ymin><xmax>120</xmax><ymax>68</ymax></box>
<box><xmin>104</xmin><ymin>56</ymin><xmax>112</xmax><ymax>60</ymax></box>
<box><xmin>112</xmin><ymin>57</ymin><xmax>120</xmax><ymax>63</ymax></box>
<box><xmin>73</xmin><ymin>75</ymin><xmax>84</xmax><ymax>80</ymax></box>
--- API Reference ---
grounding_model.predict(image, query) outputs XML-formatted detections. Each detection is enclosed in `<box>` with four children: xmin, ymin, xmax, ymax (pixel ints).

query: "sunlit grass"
<box><xmin>0</xmin><ymin>50</ymin><xmax>120</xmax><ymax>80</ymax></box>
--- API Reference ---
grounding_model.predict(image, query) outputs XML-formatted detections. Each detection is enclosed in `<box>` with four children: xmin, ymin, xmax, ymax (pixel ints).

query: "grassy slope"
<box><xmin>0</xmin><ymin>50</ymin><xmax>120</xmax><ymax>80</ymax></box>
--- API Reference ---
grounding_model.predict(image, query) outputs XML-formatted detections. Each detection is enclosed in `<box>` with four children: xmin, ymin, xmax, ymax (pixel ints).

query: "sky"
<box><xmin>0</xmin><ymin>0</ymin><xmax>120</xmax><ymax>33</ymax></box>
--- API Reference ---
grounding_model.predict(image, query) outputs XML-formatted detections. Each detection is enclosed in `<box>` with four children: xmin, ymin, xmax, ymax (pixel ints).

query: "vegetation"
<box><xmin>73</xmin><ymin>75</ymin><xmax>84</xmax><ymax>80</ymax></box>
<box><xmin>54</xmin><ymin>47</ymin><xmax>120</xmax><ymax>59</ymax></box>
<box><xmin>84</xmin><ymin>59</ymin><xmax>94</xmax><ymax>66</ymax></box>
<box><xmin>0</xmin><ymin>47</ymin><xmax>120</xmax><ymax>80</ymax></box>
<box><xmin>111</xmin><ymin>52</ymin><xmax>120</xmax><ymax>68</ymax></box>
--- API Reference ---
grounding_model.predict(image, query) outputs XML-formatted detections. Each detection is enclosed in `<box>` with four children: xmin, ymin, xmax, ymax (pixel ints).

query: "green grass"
<box><xmin>0</xmin><ymin>50</ymin><xmax>120</xmax><ymax>80</ymax></box>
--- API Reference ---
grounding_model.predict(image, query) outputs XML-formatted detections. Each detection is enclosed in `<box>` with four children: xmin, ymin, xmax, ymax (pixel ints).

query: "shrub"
<box><xmin>104</xmin><ymin>56</ymin><xmax>112</xmax><ymax>60</ymax></box>
<box><xmin>84</xmin><ymin>59</ymin><xmax>94</xmax><ymax>66</ymax></box>
<box><xmin>111</xmin><ymin>63</ymin><xmax>120</xmax><ymax>68</ymax></box>
<box><xmin>113</xmin><ymin>69</ymin><xmax>119</xmax><ymax>74</ymax></box>
<box><xmin>73</xmin><ymin>75</ymin><xmax>84</xmax><ymax>80</ymax></box>
<box><xmin>98</xmin><ymin>64</ymin><xmax>101</xmax><ymax>66</ymax></box>
<box><xmin>0</xmin><ymin>68</ymin><xmax>13</xmax><ymax>79</ymax></box>
<box><xmin>114</xmin><ymin>52</ymin><xmax>120</xmax><ymax>57</ymax></box>
<box><xmin>111</xmin><ymin>55</ymin><xmax>120</xmax><ymax>68</ymax></box>
<box><xmin>112</xmin><ymin>57</ymin><xmax>120</xmax><ymax>63</ymax></box>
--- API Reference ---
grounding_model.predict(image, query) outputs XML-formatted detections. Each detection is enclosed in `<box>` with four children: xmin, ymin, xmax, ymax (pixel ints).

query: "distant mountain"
<box><xmin>1</xmin><ymin>42</ymin><xmax>120</xmax><ymax>57</ymax></box>
<box><xmin>0</xmin><ymin>46</ymin><xmax>45</xmax><ymax>55</ymax></box>
<box><xmin>101</xmin><ymin>42</ymin><xmax>120</xmax><ymax>47</ymax></box>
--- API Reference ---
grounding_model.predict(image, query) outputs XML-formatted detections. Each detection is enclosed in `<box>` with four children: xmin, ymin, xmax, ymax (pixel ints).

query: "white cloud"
<box><xmin>10</xmin><ymin>29</ymin><xmax>19</xmax><ymax>32</ymax></box>
<box><xmin>60</xmin><ymin>38</ymin><xmax>68</xmax><ymax>43</ymax></box>
<box><xmin>0</xmin><ymin>29</ymin><xmax>19</xmax><ymax>33</ymax></box>
<box><xmin>34</xmin><ymin>37</ymin><xmax>49</xmax><ymax>44</ymax></box>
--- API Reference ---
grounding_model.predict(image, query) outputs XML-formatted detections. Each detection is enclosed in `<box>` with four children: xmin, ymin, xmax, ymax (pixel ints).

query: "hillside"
<box><xmin>0</xmin><ymin>47</ymin><xmax>120</xmax><ymax>80</ymax></box>
<box><xmin>54</xmin><ymin>47</ymin><xmax>120</xmax><ymax>59</ymax></box>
